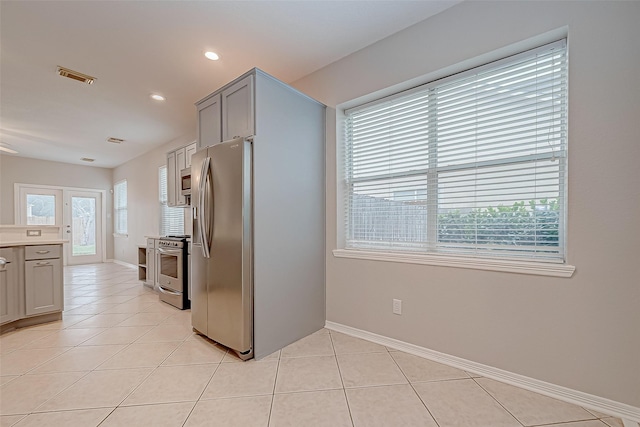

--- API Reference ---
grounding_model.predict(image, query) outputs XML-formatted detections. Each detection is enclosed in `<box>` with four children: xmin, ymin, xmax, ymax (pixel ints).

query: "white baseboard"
<box><xmin>107</xmin><ymin>259</ymin><xmax>137</xmax><ymax>270</ymax></box>
<box><xmin>326</xmin><ymin>321</ymin><xmax>640</xmax><ymax>425</ymax></box>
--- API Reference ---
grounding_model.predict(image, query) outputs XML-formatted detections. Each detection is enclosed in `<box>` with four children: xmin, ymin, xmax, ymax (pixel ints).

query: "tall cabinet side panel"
<box><xmin>253</xmin><ymin>73</ymin><xmax>326</xmax><ymax>359</ymax></box>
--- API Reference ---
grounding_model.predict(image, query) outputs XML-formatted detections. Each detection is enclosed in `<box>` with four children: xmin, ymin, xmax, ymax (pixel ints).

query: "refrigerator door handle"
<box><xmin>198</xmin><ymin>157</ymin><xmax>213</xmax><ymax>258</ymax></box>
<box><xmin>199</xmin><ymin>157</ymin><xmax>211</xmax><ymax>258</ymax></box>
<box><xmin>204</xmin><ymin>159</ymin><xmax>214</xmax><ymax>255</ymax></box>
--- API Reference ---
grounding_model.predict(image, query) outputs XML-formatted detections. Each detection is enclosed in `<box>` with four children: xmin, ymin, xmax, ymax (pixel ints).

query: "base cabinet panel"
<box><xmin>25</xmin><ymin>258</ymin><xmax>62</xmax><ymax>316</ymax></box>
<box><xmin>0</xmin><ymin>249</ymin><xmax>18</xmax><ymax>324</ymax></box>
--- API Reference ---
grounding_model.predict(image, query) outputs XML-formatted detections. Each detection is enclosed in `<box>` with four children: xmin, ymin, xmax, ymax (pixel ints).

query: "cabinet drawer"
<box><xmin>25</xmin><ymin>245</ymin><xmax>61</xmax><ymax>260</ymax></box>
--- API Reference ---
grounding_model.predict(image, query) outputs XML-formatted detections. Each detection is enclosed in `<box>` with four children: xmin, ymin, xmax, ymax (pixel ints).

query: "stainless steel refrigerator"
<box><xmin>190</xmin><ymin>138</ymin><xmax>253</xmax><ymax>360</ymax></box>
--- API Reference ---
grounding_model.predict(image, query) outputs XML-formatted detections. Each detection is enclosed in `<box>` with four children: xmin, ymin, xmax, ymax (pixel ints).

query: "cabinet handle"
<box><xmin>36</xmin><ymin>250</ymin><xmax>50</xmax><ymax>254</ymax></box>
<box><xmin>37</xmin><ymin>261</ymin><xmax>51</xmax><ymax>266</ymax></box>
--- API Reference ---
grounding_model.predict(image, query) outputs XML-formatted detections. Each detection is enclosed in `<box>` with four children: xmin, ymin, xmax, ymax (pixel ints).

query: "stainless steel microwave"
<box><xmin>180</xmin><ymin>168</ymin><xmax>191</xmax><ymax>197</ymax></box>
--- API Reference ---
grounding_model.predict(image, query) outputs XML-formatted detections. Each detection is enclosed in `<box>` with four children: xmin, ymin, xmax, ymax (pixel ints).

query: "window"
<box><xmin>114</xmin><ymin>180</ymin><xmax>128</xmax><ymax>236</ymax></box>
<box><xmin>344</xmin><ymin>40</ymin><xmax>567</xmax><ymax>263</ymax></box>
<box><xmin>26</xmin><ymin>194</ymin><xmax>57</xmax><ymax>225</ymax></box>
<box><xmin>159</xmin><ymin>166</ymin><xmax>184</xmax><ymax>236</ymax></box>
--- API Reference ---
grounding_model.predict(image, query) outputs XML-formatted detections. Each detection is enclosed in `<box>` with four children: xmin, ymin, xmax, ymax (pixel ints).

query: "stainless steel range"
<box><xmin>157</xmin><ymin>235</ymin><xmax>189</xmax><ymax>310</ymax></box>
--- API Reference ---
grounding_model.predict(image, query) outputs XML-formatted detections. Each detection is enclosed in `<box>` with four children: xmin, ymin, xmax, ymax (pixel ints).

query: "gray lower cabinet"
<box><xmin>24</xmin><ymin>245</ymin><xmax>63</xmax><ymax>316</ymax></box>
<box><xmin>0</xmin><ymin>248</ymin><xmax>19</xmax><ymax>324</ymax></box>
<box><xmin>146</xmin><ymin>238</ymin><xmax>156</xmax><ymax>288</ymax></box>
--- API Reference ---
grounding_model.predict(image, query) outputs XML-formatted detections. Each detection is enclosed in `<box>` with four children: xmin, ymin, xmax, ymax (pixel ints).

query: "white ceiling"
<box><xmin>1</xmin><ymin>1</ymin><xmax>459</xmax><ymax>168</ymax></box>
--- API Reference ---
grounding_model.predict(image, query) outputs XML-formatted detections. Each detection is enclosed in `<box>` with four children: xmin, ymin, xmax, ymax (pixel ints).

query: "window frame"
<box><xmin>337</xmin><ymin>39</ymin><xmax>575</xmax><ymax>278</ymax></box>
<box><xmin>158</xmin><ymin>165</ymin><xmax>184</xmax><ymax>236</ymax></box>
<box><xmin>113</xmin><ymin>179</ymin><xmax>128</xmax><ymax>237</ymax></box>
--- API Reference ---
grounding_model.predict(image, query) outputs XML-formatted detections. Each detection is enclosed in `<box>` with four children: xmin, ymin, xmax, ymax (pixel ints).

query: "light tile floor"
<box><xmin>0</xmin><ymin>263</ymin><xmax>626</xmax><ymax>427</ymax></box>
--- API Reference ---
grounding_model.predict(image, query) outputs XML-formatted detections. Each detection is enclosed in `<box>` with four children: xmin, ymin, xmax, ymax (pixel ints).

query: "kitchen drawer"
<box><xmin>25</xmin><ymin>245</ymin><xmax>61</xmax><ymax>260</ymax></box>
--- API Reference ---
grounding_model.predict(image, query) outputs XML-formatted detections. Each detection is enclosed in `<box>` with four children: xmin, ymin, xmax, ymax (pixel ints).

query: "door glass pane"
<box><xmin>72</xmin><ymin>197</ymin><xmax>96</xmax><ymax>256</ymax></box>
<box><xmin>26</xmin><ymin>194</ymin><xmax>56</xmax><ymax>225</ymax></box>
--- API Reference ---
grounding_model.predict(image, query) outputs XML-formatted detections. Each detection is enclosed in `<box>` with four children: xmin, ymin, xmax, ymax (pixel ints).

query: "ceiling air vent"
<box><xmin>56</xmin><ymin>66</ymin><xmax>96</xmax><ymax>85</ymax></box>
<box><xmin>80</xmin><ymin>158</ymin><xmax>95</xmax><ymax>162</ymax></box>
<box><xmin>107</xmin><ymin>137</ymin><xmax>125</xmax><ymax>144</ymax></box>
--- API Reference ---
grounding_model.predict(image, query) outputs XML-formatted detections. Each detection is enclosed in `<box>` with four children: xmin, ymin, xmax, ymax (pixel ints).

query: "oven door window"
<box><xmin>160</xmin><ymin>253</ymin><xmax>179</xmax><ymax>279</ymax></box>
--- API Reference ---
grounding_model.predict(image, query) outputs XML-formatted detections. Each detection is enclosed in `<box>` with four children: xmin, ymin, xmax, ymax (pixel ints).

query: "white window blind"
<box><xmin>159</xmin><ymin>166</ymin><xmax>184</xmax><ymax>236</ymax></box>
<box><xmin>344</xmin><ymin>40</ymin><xmax>567</xmax><ymax>262</ymax></box>
<box><xmin>114</xmin><ymin>180</ymin><xmax>128</xmax><ymax>236</ymax></box>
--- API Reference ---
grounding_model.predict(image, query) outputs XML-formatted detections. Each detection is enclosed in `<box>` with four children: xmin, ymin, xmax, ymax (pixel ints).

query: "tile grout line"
<box><xmin>266</xmin><ymin>348</ymin><xmax>283</xmax><ymax>427</ymax></box>
<box><xmin>471</xmin><ymin>376</ymin><xmax>527</xmax><ymax>427</ymax></box>
<box><xmin>328</xmin><ymin>329</ymin><xmax>356</xmax><ymax>427</ymax></box>
<box><xmin>387</xmin><ymin>349</ymin><xmax>442</xmax><ymax>427</ymax></box>
<box><xmin>179</xmin><ymin>353</ymin><xmax>225</xmax><ymax>427</ymax></box>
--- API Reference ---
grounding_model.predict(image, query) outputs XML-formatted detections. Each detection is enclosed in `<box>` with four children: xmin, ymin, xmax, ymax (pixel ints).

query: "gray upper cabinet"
<box><xmin>221</xmin><ymin>75</ymin><xmax>255</xmax><ymax>141</ymax></box>
<box><xmin>185</xmin><ymin>144</ymin><xmax>197</xmax><ymax>168</ymax></box>
<box><xmin>197</xmin><ymin>93</ymin><xmax>222</xmax><ymax>149</ymax></box>
<box><xmin>175</xmin><ymin>148</ymin><xmax>187</xmax><ymax>206</ymax></box>
<box><xmin>24</xmin><ymin>245</ymin><xmax>63</xmax><ymax>316</ymax></box>
<box><xmin>0</xmin><ymin>248</ymin><xmax>18</xmax><ymax>324</ymax></box>
<box><xmin>166</xmin><ymin>142</ymin><xmax>196</xmax><ymax>207</ymax></box>
<box><xmin>167</xmin><ymin>151</ymin><xmax>177</xmax><ymax>207</ymax></box>
<box><xmin>196</xmin><ymin>74</ymin><xmax>255</xmax><ymax>149</ymax></box>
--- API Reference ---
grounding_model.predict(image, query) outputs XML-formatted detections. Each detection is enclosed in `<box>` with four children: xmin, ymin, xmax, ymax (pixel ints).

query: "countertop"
<box><xmin>0</xmin><ymin>240</ymin><xmax>68</xmax><ymax>248</ymax></box>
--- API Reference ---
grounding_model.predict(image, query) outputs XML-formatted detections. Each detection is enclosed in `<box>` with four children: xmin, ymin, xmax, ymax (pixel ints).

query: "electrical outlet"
<box><xmin>393</xmin><ymin>299</ymin><xmax>402</xmax><ymax>315</ymax></box>
<box><xmin>26</xmin><ymin>229</ymin><xmax>41</xmax><ymax>237</ymax></box>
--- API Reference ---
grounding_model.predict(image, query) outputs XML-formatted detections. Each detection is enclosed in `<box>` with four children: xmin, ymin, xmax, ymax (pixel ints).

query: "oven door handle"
<box><xmin>158</xmin><ymin>285</ymin><xmax>181</xmax><ymax>296</ymax></box>
<box><xmin>158</xmin><ymin>247</ymin><xmax>182</xmax><ymax>255</ymax></box>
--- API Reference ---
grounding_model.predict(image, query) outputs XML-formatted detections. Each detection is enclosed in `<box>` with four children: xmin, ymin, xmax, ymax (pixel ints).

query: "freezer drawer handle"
<box><xmin>158</xmin><ymin>286</ymin><xmax>181</xmax><ymax>296</ymax></box>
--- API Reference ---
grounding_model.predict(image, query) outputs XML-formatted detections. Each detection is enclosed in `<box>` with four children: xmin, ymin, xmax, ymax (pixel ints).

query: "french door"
<box><xmin>65</xmin><ymin>190</ymin><xmax>103</xmax><ymax>265</ymax></box>
<box><xmin>16</xmin><ymin>185</ymin><xmax>105</xmax><ymax>265</ymax></box>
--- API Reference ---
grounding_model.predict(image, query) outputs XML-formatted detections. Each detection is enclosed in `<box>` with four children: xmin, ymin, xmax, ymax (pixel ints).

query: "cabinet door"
<box><xmin>222</xmin><ymin>75</ymin><xmax>254</xmax><ymax>141</ymax></box>
<box><xmin>185</xmin><ymin>143</ymin><xmax>197</xmax><ymax>168</ymax></box>
<box><xmin>0</xmin><ymin>249</ymin><xmax>18</xmax><ymax>324</ymax></box>
<box><xmin>146</xmin><ymin>247</ymin><xmax>155</xmax><ymax>287</ymax></box>
<box><xmin>25</xmin><ymin>258</ymin><xmax>63</xmax><ymax>316</ymax></box>
<box><xmin>198</xmin><ymin>94</ymin><xmax>222</xmax><ymax>149</ymax></box>
<box><xmin>167</xmin><ymin>151</ymin><xmax>176</xmax><ymax>207</ymax></box>
<box><xmin>175</xmin><ymin>148</ymin><xmax>187</xmax><ymax>206</ymax></box>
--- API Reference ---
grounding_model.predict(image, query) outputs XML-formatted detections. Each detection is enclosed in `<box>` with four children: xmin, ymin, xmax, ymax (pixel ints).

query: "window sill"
<box><xmin>332</xmin><ymin>249</ymin><xmax>575</xmax><ymax>278</ymax></box>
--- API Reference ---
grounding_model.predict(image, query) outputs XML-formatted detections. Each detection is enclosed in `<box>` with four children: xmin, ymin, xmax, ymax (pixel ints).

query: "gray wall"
<box><xmin>0</xmin><ymin>154</ymin><xmax>114</xmax><ymax>259</ymax></box>
<box><xmin>293</xmin><ymin>1</ymin><xmax>640</xmax><ymax>407</ymax></box>
<box><xmin>111</xmin><ymin>133</ymin><xmax>195</xmax><ymax>265</ymax></box>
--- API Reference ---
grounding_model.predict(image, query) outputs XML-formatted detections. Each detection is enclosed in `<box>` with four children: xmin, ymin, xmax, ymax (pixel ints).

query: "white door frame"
<box><xmin>14</xmin><ymin>183</ymin><xmax>107</xmax><ymax>265</ymax></box>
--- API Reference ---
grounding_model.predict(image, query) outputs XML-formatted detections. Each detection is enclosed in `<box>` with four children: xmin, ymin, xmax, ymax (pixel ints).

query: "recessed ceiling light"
<box><xmin>0</xmin><ymin>145</ymin><xmax>18</xmax><ymax>154</ymax></box>
<box><xmin>151</xmin><ymin>94</ymin><xmax>165</xmax><ymax>101</ymax></box>
<box><xmin>80</xmin><ymin>157</ymin><xmax>95</xmax><ymax>162</ymax></box>
<box><xmin>204</xmin><ymin>51</ymin><xmax>219</xmax><ymax>61</ymax></box>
